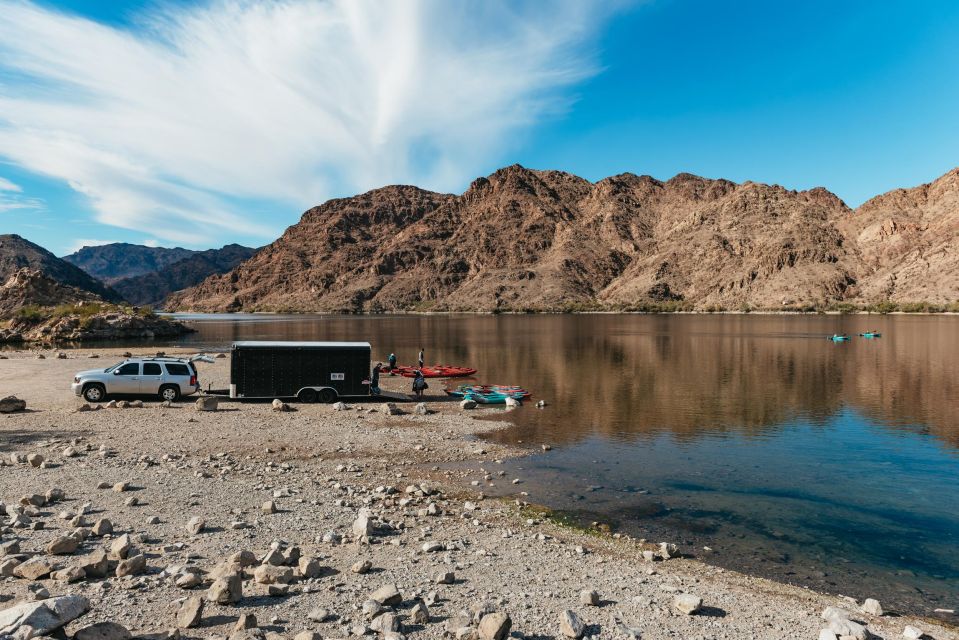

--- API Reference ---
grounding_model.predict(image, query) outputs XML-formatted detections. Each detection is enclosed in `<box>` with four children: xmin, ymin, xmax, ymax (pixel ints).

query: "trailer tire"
<box><xmin>297</xmin><ymin>388</ymin><xmax>318</xmax><ymax>403</ymax></box>
<box><xmin>318</xmin><ymin>388</ymin><xmax>336</xmax><ymax>404</ymax></box>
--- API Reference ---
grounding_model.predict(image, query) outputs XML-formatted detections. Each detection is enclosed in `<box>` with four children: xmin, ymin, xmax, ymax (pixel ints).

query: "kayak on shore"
<box><xmin>445</xmin><ymin>384</ymin><xmax>531</xmax><ymax>403</ymax></box>
<box><xmin>390</xmin><ymin>365</ymin><xmax>477</xmax><ymax>378</ymax></box>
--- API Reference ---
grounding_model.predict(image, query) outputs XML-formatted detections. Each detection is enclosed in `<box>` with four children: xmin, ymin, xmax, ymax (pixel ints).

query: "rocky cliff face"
<box><xmin>0</xmin><ymin>235</ymin><xmax>121</xmax><ymax>302</ymax></box>
<box><xmin>63</xmin><ymin>243</ymin><xmax>195</xmax><ymax>284</ymax></box>
<box><xmin>839</xmin><ymin>168</ymin><xmax>959</xmax><ymax>304</ymax></box>
<box><xmin>163</xmin><ymin>165</ymin><xmax>958</xmax><ymax>312</ymax></box>
<box><xmin>0</xmin><ymin>268</ymin><xmax>101</xmax><ymax>318</ymax></box>
<box><xmin>112</xmin><ymin>244</ymin><xmax>258</xmax><ymax>306</ymax></box>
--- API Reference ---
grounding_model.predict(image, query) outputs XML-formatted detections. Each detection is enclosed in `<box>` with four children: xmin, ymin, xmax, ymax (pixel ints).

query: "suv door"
<box><xmin>140</xmin><ymin>362</ymin><xmax>164</xmax><ymax>395</ymax></box>
<box><xmin>110</xmin><ymin>362</ymin><xmax>141</xmax><ymax>394</ymax></box>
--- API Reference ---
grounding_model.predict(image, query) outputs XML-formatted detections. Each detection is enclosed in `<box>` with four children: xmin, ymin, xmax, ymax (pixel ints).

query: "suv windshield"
<box><xmin>104</xmin><ymin>361</ymin><xmax>126</xmax><ymax>373</ymax></box>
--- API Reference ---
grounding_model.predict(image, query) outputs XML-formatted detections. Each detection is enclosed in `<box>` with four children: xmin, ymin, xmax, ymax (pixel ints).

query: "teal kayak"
<box><xmin>859</xmin><ymin>332</ymin><xmax>882</xmax><ymax>338</ymax></box>
<box><xmin>829</xmin><ymin>334</ymin><xmax>850</xmax><ymax>342</ymax></box>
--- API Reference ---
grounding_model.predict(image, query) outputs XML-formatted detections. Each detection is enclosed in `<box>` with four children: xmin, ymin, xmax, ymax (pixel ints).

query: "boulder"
<box><xmin>115</xmin><ymin>553</ymin><xmax>146</xmax><ymax>577</ymax></box>
<box><xmin>0</xmin><ymin>595</ymin><xmax>90</xmax><ymax>638</ymax></box>
<box><xmin>352</xmin><ymin>509</ymin><xmax>374</xmax><ymax>537</ymax></box>
<box><xmin>460</xmin><ymin>399</ymin><xmax>477</xmax><ymax>410</ymax></box>
<box><xmin>176</xmin><ymin>596</ymin><xmax>204</xmax><ymax>628</ymax></box>
<box><xmin>91</xmin><ymin>518</ymin><xmax>113</xmax><ymax>536</ymax></box>
<box><xmin>903</xmin><ymin>625</ymin><xmax>924</xmax><ymax>639</ymax></box>
<box><xmin>861</xmin><ymin>598</ymin><xmax>883</xmax><ymax>616</ymax></box>
<box><xmin>207</xmin><ymin>574</ymin><xmax>243</xmax><ymax>604</ymax></box>
<box><xmin>351</xmin><ymin>559</ymin><xmax>372</xmax><ymax>575</ymax></box>
<box><xmin>828</xmin><ymin>617</ymin><xmax>869</xmax><ymax>640</ymax></box>
<box><xmin>271</xmin><ymin>399</ymin><xmax>289</xmax><ymax>412</ymax></box>
<box><xmin>27</xmin><ymin>453</ymin><xmax>44</xmax><ymax>467</ymax></box>
<box><xmin>111</xmin><ymin>533</ymin><xmax>132</xmax><ymax>559</ymax></box>
<box><xmin>46</xmin><ymin>535</ymin><xmax>79</xmax><ymax>555</ymax></box>
<box><xmin>332</xmin><ymin>401</ymin><xmax>347</xmax><ymax>411</ymax></box>
<box><xmin>558</xmin><ymin>610</ymin><xmax>585</xmax><ymax>639</ymax></box>
<box><xmin>13</xmin><ymin>556</ymin><xmax>55</xmax><ymax>580</ymax></box>
<box><xmin>195</xmin><ymin>396</ymin><xmax>218</xmax><ymax>412</ymax></box>
<box><xmin>74</xmin><ymin>622</ymin><xmax>132</xmax><ymax>640</ymax></box>
<box><xmin>381</xmin><ymin>402</ymin><xmax>401</xmax><ymax>416</ymax></box>
<box><xmin>298</xmin><ymin>556</ymin><xmax>322</xmax><ymax>579</ymax></box>
<box><xmin>477</xmin><ymin>612</ymin><xmax>511</xmax><ymax>640</ymax></box>
<box><xmin>0</xmin><ymin>396</ymin><xmax>26</xmax><ymax>413</ymax></box>
<box><xmin>673</xmin><ymin>594</ymin><xmax>702</xmax><ymax>615</ymax></box>
<box><xmin>370</xmin><ymin>583</ymin><xmax>403</xmax><ymax>606</ymax></box>
<box><xmin>80</xmin><ymin>551</ymin><xmax>110</xmax><ymax>578</ymax></box>
<box><xmin>408</xmin><ymin>602</ymin><xmax>430</xmax><ymax>625</ymax></box>
<box><xmin>413</xmin><ymin>403</ymin><xmax>429</xmax><ymax>415</ymax></box>
<box><xmin>369</xmin><ymin>613</ymin><xmax>399</xmax><ymax>634</ymax></box>
<box><xmin>186</xmin><ymin>516</ymin><xmax>205</xmax><ymax>535</ymax></box>
<box><xmin>253</xmin><ymin>564</ymin><xmax>293</xmax><ymax>585</ymax></box>
<box><xmin>261</xmin><ymin>500</ymin><xmax>277</xmax><ymax>515</ymax></box>
<box><xmin>504</xmin><ymin>397</ymin><xmax>520</xmax><ymax>408</ymax></box>
<box><xmin>579</xmin><ymin>590</ymin><xmax>599</xmax><ymax>606</ymax></box>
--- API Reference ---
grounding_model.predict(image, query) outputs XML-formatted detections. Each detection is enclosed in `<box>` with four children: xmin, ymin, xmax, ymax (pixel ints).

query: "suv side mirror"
<box><xmin>113</xmin><ymin>370</ymin><xmax>121</xmax><ymax>375</ymax></box>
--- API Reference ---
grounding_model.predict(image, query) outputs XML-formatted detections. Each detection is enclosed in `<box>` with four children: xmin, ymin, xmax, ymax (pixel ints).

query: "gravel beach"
<box><xmin>1</xmin><ymin>347</ymin><xmax>955</xmax><ymax>640</ymax></box>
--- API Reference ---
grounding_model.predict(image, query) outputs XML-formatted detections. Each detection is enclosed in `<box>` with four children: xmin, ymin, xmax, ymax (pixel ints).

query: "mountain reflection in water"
<box><xmin>168</xmin><ymin>313</ymin><xmax>959</xmax><ymax>615</ymax></box>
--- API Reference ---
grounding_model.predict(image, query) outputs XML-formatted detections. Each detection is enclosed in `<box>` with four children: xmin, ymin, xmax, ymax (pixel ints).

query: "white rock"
<box><xmin>673</xmin><ymin>594</ymin><xmax>702</xmax><ymax>615</ymax></box>
<box><xmin>558</xmin><ymin>610</ymin><xmax>585</xmax><ymax>639</ymax></box>
<box><xmin>903</xmin><ymin>625</ymin><xmax>924</xmax><ymax>639</ymax></box>
<box><xmin>0</xmin><ymin>595</ymin><xmax>90</xmax><ymax>637</ymax></box>
<box><xmin>861</xmin><ymin>598</ymin><xmax>883</xmax><ymax>616</ymax></box>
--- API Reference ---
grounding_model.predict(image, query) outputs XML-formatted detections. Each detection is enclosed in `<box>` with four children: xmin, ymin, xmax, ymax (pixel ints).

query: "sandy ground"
<box><xmin>0</xmin><ymin>346</ymin><xmax>955</xmax><ymax>640</ymax></box>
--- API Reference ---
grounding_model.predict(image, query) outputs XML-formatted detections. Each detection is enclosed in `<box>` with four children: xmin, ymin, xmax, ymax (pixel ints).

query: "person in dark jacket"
<box><xmin>388</xmin><ymin>353</ymin><xmax>397</xmax><ymax>371</ymax></box>
<box><xmin>370</xmin><ymin>363</ymin><xmax>382</xmax><ymax>395</ymax></box>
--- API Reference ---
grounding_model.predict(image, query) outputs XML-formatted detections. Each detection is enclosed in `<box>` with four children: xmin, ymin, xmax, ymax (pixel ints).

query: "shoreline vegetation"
<box><xmin>0</xmin><ymin>348</ymin><xmax>954</xmax><ymax>640</ymax></box>
<box><xmin>1</xmin><ymin>301</ymin><xmax>194</xmax><ymax>343</ymax></box>
<box><xmin>164</xmin><ymin>301</ymin><xmax>959</xmax><ymax>316</ymax></box>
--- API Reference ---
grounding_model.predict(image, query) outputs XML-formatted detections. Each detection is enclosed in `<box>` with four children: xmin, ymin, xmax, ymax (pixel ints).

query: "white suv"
<box><xmin>72</xmin><ymin>356</ymin><xmax>204</xmax><ymax>403</ymax></box>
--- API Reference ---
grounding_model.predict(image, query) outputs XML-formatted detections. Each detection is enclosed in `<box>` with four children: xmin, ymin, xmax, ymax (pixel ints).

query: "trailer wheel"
<box><xmin>318</xmin><ymin>388</ymin><xmax>336</xmax><ymax>404</ymax></box>
<box><xmin>297</xmin><ymin>388</ymin><xmax>318</xmax><ymax>403</ymax></box>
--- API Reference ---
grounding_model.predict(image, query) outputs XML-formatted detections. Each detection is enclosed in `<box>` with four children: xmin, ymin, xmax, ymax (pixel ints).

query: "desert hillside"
<box><xmin>171</xmin><ymin>164</ymin><xmax>952</xmax><ymax>312</ymax></box>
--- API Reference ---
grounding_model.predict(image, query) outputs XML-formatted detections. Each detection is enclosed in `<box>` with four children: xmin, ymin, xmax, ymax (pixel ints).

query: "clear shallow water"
<box><xmin>164</xmin><ymin>314</ymin><xmax>959</xmax><ymax>614</ymax></box>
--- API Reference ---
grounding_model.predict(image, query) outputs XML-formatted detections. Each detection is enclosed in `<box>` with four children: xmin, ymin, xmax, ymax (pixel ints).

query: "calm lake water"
<box><xmin>166</xmin><ymin>313</ymin><xmax>959</xmax><ymax>615</ymax></box>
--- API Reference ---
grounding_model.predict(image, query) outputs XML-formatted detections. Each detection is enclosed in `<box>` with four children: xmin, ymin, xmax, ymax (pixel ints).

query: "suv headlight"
<box><xmin>74</xmin><ymin>376</ymin><xmax>80</xmax><ymax>383</ymax></box>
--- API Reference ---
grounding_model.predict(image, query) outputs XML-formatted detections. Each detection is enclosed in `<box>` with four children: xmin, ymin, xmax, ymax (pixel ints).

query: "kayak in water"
<box><xmin>859</xmin><ymin>331</ymin><xmax>882</xmax><ymax>338</ymax></box>
<box><xmin>829</xmin><ymin>334</ymin><xmax>850</xmax><ymax>342</ymax></box>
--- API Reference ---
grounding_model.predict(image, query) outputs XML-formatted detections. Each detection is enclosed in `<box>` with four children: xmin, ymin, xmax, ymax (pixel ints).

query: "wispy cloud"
<box><xmin>0</xmin><ymin>0</ymin><xmax>610</xmax><ymax>243</ymax></box>
<box><xmin>0</xmin><ymin>175</ymin><xmax>44</xmax><ymax>212</ymax></box>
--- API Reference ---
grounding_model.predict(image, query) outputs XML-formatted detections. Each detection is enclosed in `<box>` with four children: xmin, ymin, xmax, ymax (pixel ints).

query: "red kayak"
<box><xmin>389</xmin><ymin>365</ymin><xmax>477</xmax><ymax>378</ymax></box>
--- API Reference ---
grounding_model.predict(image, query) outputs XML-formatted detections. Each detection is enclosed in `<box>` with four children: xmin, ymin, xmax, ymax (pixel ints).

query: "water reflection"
<box><xmin>163</xmin><ymin>313</ymin><xmax>959</xmax><ymax>613</ymax></box>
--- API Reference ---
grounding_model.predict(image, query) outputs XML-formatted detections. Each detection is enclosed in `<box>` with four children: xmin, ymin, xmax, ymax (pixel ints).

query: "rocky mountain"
<box><xmin>167</xmin><ymin>165</ymin><xmax>892</xmax><ymax>312</ymax></box>
<box><xmin>838</xmin><ymin>168</ymin><xmax>959</xmax><ymax>304</ymax></box>
<box><xmin>0</xmin><ymin>268</ymin><xmax>101</xmax><ymax>318</ymax></box>
<box><xmin>112</xmin><ymin>244</ymin><xmax>259</xmax><ymax>306</ymax></box>
<box><xmin>63</xmin><ymin>243</ymin><xmax>195</xmax><ymax>284</ymax></box>
<box><xmin>0</xmin><ymin>234</ymin><xmax>121</xmax><ymax>302</ymax></box>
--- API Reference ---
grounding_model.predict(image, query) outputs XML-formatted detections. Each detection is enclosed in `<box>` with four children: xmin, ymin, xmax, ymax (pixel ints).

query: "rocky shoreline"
<box><xmin>0</xmin><ymin>348</ymin><xmax>955</xmax><ymax>640</ymax></box>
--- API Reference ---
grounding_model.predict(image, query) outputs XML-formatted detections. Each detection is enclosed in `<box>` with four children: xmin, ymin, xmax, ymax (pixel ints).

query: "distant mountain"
<box><xmin>63</xmin><ymin>243</ymin><xmax>195</xmax><ymax>284</ymax></box>
<box><xmin>112</xmin><ymin>244</ymin><xmax>259</xmax><ymax>306</ymax></box>
<box><xmin>0</xmin><ymin>267</ymin><xmax>102</xmax><ymax>318</ymax></box>
<box><xmin>0</xmin><ymin>234</ymin><xmax>121</xmax><ymax>302</ymax></box>
<box><xmin>167</xmin><ymin>165</ymin><xmax>871</xmax><ymax>312</ymax></box>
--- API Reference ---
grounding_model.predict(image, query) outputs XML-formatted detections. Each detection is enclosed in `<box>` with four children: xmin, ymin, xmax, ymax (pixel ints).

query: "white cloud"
<box><xmin>0</xmin><ymin>177</ymin><xmax>22</xmax><ymax>192</ymax></box>
<box><xmin>0</xmin><ymin>0</ymin><xmax>611</xmax><ymax>244</ymax></box>
<box><xmin>0</xmin><ymin>175</ymin><xmax>43</xmax><ymax>212</ymax></box>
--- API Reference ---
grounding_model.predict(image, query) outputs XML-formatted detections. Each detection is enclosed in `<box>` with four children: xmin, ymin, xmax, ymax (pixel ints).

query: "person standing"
<box><xmin>388</xmin><ymin>353</ymin><xmax>397</xmax><ymax>371</ymax></box>
<box><xmin>412</xmin><ymin>369</ymin><xmax>427</xmax><ymax>399</ymax></box>
<box><xmin>418</xmin><ymin>348</ymin><xmax>425</xmax><ymax>369</ymax></box>
<box><xmin>370</xmin><ymin>363</ymin><xmax>382</xmax><ymax>395</ymax></box>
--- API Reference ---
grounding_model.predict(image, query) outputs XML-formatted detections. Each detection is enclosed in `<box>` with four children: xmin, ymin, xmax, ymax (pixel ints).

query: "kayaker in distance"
<box><xmin>370</xmin><ymin>362</ymin><xmax>382</xmax><ymax>395</ymax></box>
<box><xmin>418</xmin><ymin>348</ymin><xmax>425</xmax><ymax>369</ymax></box>
<box><xmin>412</xmin><ymin>369</ymin><xmax>428</xmax><ymax>399</ymax></box>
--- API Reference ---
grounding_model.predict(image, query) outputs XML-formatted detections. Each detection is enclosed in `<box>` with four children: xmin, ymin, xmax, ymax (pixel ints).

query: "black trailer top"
<box><xmin>230</xmin><ymin>341</ymin><xmax>372</xmax><ymax>402</ymax></box>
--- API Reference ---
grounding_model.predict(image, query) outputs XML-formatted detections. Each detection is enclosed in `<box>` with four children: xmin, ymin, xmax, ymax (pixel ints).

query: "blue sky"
<box><xmin>1</xmin><ymin>0</ymin><xmax>957</xmax><ymax>256</ymax></box>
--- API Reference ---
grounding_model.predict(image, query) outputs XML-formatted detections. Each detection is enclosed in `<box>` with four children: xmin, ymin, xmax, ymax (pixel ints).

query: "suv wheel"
<box><xmin>83</xmin><ymin>383</ymin><xmax>106</xmax><ymax>403</ymax></box>
<box><xmin>318</xmin><ymin>388</ymin><xmax>337</xmax><ymax>404</ymax></box>
<box><xmin>159</xmin><ymin>385</ymin><xmax>180</xmax><ymax>402</ymax></box>
<box><xmin>297</xmin><ymin>388</ymin><xmax>318</xmax><ymax>403</ymax></box>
